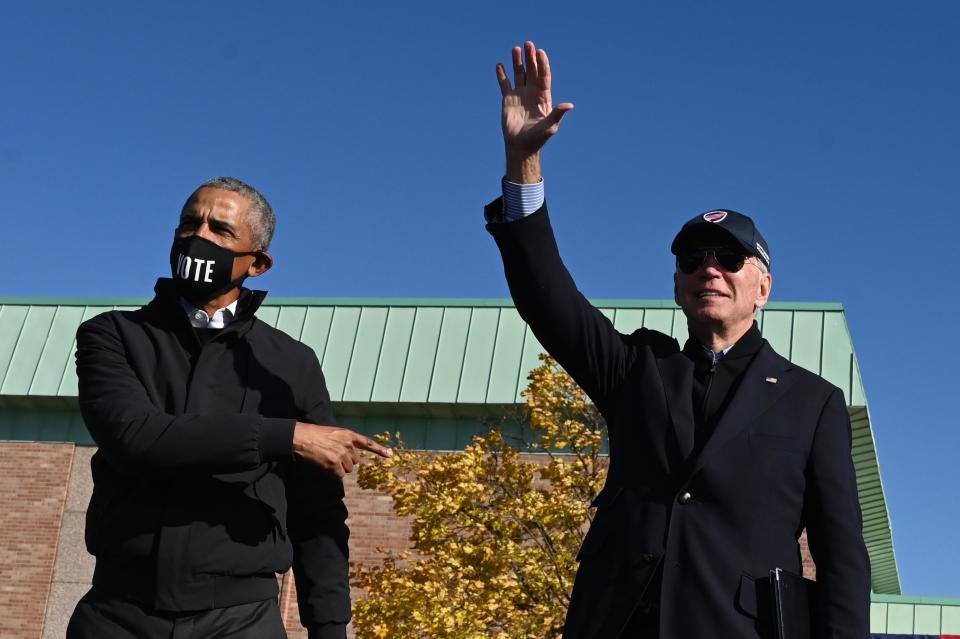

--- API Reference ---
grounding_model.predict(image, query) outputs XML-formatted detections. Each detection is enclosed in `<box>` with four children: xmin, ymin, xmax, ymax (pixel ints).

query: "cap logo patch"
<box><xmin>703</xmin><ymin>211</ymin><xmax>728</xmax><ymax>223</ymax></box>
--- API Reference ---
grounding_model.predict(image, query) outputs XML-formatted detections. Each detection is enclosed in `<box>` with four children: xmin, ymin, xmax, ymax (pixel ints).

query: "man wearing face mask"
<box><xmin>67</xmin><ymin>177</ymin><xmax>393</xmax><ymax>639</ymax></box>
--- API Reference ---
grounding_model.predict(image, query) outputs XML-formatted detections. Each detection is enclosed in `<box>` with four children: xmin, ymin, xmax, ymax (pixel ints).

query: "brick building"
<box><xmin>0</xmin><ymin>297</ymin><xmax>955</xmax><ymax>637</ymax></box>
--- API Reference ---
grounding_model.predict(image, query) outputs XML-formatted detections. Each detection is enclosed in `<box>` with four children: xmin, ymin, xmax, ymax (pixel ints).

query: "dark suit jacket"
<box><xmin>486</xmin><ymin>202</ymin><xmax>869</xmax><ymax>639</ymax></box>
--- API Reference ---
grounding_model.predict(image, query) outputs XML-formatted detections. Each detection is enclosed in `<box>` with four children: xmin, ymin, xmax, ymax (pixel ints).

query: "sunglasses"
<box><xmin>676</xmin><ymin>248</ymin><xmax>752</xmax><ymax>274</ymax></box>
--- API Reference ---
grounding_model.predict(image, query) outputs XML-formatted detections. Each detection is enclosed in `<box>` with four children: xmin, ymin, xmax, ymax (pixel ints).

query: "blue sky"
<box><xmin>3</xmin><ymin>2</ymin><xmax>957</xmax><ymax>596</ymax></box>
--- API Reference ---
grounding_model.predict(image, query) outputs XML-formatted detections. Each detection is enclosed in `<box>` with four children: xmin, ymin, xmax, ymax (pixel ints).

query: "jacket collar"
<box><xmin>657</xmin><ymin>322</ymin><xmax>784</xmax><ymax>467</ymax></box>
<box><xmin>686</xmin><ymin>342</ymin><xmax>794</xmax><ymax>478</ymax></box>
<box><xmin>148</xmin><ymin>278</ymin><xmax>268</xmax><ymax>343</ymax></box>
<box><xmin>681</xmin><ymin>321</ymin><xmax>764</xmax><ymax>364</ymax></box>
<box><xmin>152</xmin><ymin>278</ymin><xmax>268</xmax><ymax>322</ymax></box>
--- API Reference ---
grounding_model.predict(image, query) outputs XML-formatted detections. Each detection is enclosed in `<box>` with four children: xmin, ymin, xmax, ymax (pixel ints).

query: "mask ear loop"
<box><xmin>191</xmin><ymin>249</ymin><xmax>260</xmax><ymax>306</ymax></box>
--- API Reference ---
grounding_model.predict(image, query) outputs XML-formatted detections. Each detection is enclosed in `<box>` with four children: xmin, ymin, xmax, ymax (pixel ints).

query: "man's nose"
<box><xmin>191</xmin><ymin>222</ymin><xmax>216</xmax><ymax>242</ymax></box>
<box><xmin>699</xmin><ymin>253</ymin><xmax>724</xmax><ymax>276</ymax></box>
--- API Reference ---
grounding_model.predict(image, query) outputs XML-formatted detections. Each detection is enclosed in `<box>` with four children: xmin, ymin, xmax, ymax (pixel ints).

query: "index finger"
<box><xmin>355</xmin><ymin>435</ymin><xmax>394</xmax><ymax>458</ymax></box>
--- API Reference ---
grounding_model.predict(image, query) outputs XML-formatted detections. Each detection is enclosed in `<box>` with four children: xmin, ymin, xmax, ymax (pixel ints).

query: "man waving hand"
<box><xmin>485</xmin><ymin>42</ymin><xmax>869</xmax><ymax>639</ymax></box>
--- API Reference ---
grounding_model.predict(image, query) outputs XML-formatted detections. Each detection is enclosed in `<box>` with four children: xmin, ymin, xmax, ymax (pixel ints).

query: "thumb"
<box><xmin>549</xmin><ymin>102</ymin><xmax>574</xmax><ymax>125</ymax></box>
<box><xmin>535</xmin><ymin>103</ymin><xmax>574</xmax><ymax>138</ymax></box>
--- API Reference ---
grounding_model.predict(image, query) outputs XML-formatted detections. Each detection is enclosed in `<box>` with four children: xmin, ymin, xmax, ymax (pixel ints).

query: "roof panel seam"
<box><xmin>424</xmin><ymin>307</ymin><xmax>445</xmax><ymax>401</ymax></box>
<box><xmin>285</xmin><ymin>306</ymin><xmax>308</xmax><ymax>342</ymax></box>
<box><xmin>317</xmin><ymin>307</ymin><xmax>336</xmax><ymax>370</ymax></box>
<box><xmin>369</xmin><ymin>307</ymin><xmax>391</xmax><ymax>403</ymax></box>
<box><xmin>343</xmin><ymin>307</ymin><xmax>365</xmax><ymax>400</ymax></box>
<box><xmin>28</xmin><ymin>305</ymin><xmax>65</xmax><ymax>395</ymax></box>
<box><xmin>483</xmin><ymin>308</ymin><xmax>502</xmax><ymax>403</ymax></box>
<box><xmin>454</xmin><ymin>308</ymin><xmax>475</xmax><ymax>402</ymax></box>
<box><xmin>1</xmin><ymin>307</ymin><xmax>31</xmax><ymax>394</ymax></box>
<box><xmin>58</xmin><ymin>337</ymin><xmax>79</xmax><ymax>396</ymax></box>
<box><xmin>513</xmin><ymin>322</ymin><xmax>531</xmax><ymax>401</ymax></box>
<box><xmin>397</xmin><ymin>308</ymin><xmax>419</xmax><ymax>401</ymax></box>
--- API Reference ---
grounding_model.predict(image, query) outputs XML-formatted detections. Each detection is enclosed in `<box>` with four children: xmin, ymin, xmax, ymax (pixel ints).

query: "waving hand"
<box><xmin>496</xmin><ymin>41</ymin><xmax>574</xmax><ymax>182</ymax></box>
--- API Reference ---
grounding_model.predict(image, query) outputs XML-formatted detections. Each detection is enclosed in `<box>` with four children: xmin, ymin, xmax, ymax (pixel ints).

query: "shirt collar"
<box><xmin>181</xmin><ymin>298</ymin><xmax>239</xmax><ymax>329</ymax></box>
<box><xmin>701</xmin><ymin>342</ymin><xmax>734</xmax><ymax>364</ymax></box>
<box><xmin>684</xmin><ymin>321</ymin><xmax>764</xmax><ymax>364</ymax></box>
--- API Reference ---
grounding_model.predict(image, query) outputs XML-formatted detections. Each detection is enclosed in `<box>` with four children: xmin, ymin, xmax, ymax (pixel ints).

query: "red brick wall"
<box><xmin>0</xmin><ymin>442</ymin><xmax>73</xmax><ymax>639</ymax></box>
<box><xmin>0</xmin><ymin>444</ymin><xmax>817</xmax><ymax>638</ymax></box>
<box><xmin>281</xmin><ymin>467</ymin><xmax>414</xmax><ymax>638</ymax></box>
<box><xmin>800</xmin><ymin>530</ymin><xmax>816</xmax><ymax>580</ymax></box>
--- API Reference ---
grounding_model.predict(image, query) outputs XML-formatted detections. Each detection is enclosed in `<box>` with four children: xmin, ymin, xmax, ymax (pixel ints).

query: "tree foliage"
<box><xmin>352</xmin><ymin>354</ymin><xmax>607</xmax><ymax>639</ymax></box>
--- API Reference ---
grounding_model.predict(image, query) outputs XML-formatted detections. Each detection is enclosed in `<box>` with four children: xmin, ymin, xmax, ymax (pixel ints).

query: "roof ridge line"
<box><xmin>0</xmin><ymin>297</ymin><xmax>846</xmax><ymax>311</ymax></box>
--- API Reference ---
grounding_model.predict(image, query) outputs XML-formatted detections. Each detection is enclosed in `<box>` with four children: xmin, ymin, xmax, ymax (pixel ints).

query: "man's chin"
<box><xmin>685</xmin><ymin>305</ymin><xmax>727</xmax><ymax>324</ymax></box>
<box><xmin>684</xmin><ymin>307</ymin><xmax>745</xmax><ymax>336</ymax></box>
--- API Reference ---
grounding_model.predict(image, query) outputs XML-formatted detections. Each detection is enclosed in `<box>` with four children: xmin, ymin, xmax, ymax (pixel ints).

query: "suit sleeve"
<box><xmin>486</xmin><ymin>199</ymin><xmax>634</xmax><ymax>405</ymax></box>
<box><xmin>803</xmin><ymin>388</ymin><xmax>871</xmax><ymax>638</ymax></box>
<box><xmin>286</xmin><ymin>352</ymin><xmax>351</xmax><ymax>635</ymax></box>
<box><xmin>76</xmin><ymin>313</ymin><xmax>295</xmax><ymax>475</ymax></box>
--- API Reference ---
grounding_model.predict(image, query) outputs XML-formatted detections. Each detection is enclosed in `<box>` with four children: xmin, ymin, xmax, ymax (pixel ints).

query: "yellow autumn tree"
<box><xmin>351</xmin><ymin>354</ymin><xmax>607</xmax><ymax>639</ymax></box>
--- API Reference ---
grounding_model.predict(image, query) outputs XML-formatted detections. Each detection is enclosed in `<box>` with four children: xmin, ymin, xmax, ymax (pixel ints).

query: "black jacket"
<box><xmin>487</xmin><ymin>203</ymin><xmax>870</xmax><ymax>639</ymax></box>
<box><xmin>76</xmin><ymin>278</ymin><xmax>349</xmax><ymax>633</ymax></box>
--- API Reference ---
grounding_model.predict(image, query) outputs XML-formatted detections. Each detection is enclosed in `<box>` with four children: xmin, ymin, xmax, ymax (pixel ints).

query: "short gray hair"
<box><xmin>185</xmin><ymin>176</ymin><xmax>277</xmax><ymax>250</ymax></box>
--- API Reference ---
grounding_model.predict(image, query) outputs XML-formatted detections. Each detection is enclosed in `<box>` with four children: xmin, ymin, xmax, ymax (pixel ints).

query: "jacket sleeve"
<box><xmin>803</xmin><ymin>388</ymin><xmax>871</xmax><ymax>638</ymax></box>
<box><xmin>76</xmin><ymin>313</ymin><xmax>295</xmax><ymax>475</ymax></box>
<box><xmin>486</xmin><ymin>199</ymin><xmax>634</xmax><ymax>406</ymax></box>
<box><xmin>286</xmin><ymin>352</ymin><xmax>351</xmax><ymax>634</ymax></box>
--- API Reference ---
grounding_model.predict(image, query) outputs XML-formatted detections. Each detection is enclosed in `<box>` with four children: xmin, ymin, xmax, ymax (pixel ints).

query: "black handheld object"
<box><xmin>770</xmin><ymin>567</ymin><xmax>815</xmax><ymax>639</ymax></box>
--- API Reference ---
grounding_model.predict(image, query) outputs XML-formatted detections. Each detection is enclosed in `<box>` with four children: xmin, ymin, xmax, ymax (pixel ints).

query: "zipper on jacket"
<box><xmin>701</xmin><ymin>361</ymin><xmax>717</xmax><ymax>425</ymax></box>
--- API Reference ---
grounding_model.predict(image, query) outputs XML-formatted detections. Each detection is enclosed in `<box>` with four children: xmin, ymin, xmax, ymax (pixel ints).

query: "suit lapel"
<box><xmin>687</xmin><ymin>343</ymin><xmax>794</xmax><ymax>477</ymax></box>
<box><xmin>656</xmin><ymin>352</ymin><xmax>696</xmax><ymax>462</ymax></box>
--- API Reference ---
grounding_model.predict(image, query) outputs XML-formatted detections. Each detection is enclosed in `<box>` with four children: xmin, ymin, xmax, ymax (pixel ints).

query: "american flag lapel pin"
<box><xmin>765</xmin><ymin>377</ymin><xmax>778</xmax><ymax>384</ymax></box>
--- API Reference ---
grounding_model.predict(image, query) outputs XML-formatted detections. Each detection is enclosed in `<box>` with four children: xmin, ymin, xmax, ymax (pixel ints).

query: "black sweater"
<box><xmin>684</xmin><ymin>323</ymin><xmax>765</xmax><ymax>455</ymax></box>
<box><xmin>76</xmin><ymin>278</ymin><xmax>349</xmax><ymax>632</ymax></box>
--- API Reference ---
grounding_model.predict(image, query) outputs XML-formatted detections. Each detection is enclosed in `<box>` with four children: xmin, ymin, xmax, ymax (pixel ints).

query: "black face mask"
<box><xmin>169</xmin><ymin>235</ymin><xmax>258</xmax><ymax>306</ymax></box>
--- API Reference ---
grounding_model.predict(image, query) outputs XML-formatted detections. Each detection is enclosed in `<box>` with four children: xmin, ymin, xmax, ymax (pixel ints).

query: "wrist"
<box><xmin>505</xmin><ymin>152</ymin><xmax>541</xmax><ymax>184</ymax></box>
<box><xmin>291</xmin><ymin>422</ymin><xmax>307</xmax><ymax>457</ymax></box>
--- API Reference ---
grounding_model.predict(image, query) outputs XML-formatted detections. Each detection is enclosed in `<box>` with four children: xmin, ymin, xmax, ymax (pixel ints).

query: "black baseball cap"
<box><xmin>670</xmin><ymin>209</ymin><xmax>771</xmax><ymax>269</ymax></box>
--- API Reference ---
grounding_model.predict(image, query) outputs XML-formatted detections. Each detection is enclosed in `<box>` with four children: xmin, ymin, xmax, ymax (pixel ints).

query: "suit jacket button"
<box><xmin>677</xmin><ymin>491</ymin><xmax>692</xmax><ymax>505</ymax></box>
<box><xmin>641</xmin><ymin>553</ymin><xmax>655</xmax><ymax>563</ymax></box>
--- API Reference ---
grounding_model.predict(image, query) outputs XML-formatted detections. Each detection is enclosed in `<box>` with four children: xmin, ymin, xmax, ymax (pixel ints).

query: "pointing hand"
<box><xmin>292</xmin><ymin>422</ymin><xmax>393</xmax><ymax>478</ymax></box>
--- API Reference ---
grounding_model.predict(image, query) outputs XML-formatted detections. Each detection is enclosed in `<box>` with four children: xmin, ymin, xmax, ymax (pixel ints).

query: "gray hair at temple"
<box><xmin>184</xmin><ymin>176</ymin><xmax>277</xmax><ymax>251</ymax></box>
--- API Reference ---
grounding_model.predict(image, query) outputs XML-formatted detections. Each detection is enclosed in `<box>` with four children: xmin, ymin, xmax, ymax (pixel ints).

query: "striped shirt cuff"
<box><xmin>502</xmin><ymin>178</ymin><xmax>545</xmax><ymax>221</ymax></box>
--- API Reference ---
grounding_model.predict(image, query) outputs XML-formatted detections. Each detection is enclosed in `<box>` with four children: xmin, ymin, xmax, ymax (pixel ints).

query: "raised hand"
<box><xmin>292</xmin><ymin>422</ymin><xmax>393</xmax><ymax>478</ymax></box>
<box><xmin>496</xmin><ymin>41</ymin><xmax>574</xmax><ymax>182</ymax></box>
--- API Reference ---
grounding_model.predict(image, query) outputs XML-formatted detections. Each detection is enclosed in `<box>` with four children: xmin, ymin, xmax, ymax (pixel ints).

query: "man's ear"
<box><xmin>755</xmin><ymin>271</ymin><xmax>772</xmax><ymax>311</ymax></box>
<box><xmin>247</xmin><ymin>251</ymin><xmax>273</xmax><ymax>278</ymax></box>
<box><xmin>673</xmin><ymin>272</ymin><xmax>681</xmax><ymax>306</ymax></box>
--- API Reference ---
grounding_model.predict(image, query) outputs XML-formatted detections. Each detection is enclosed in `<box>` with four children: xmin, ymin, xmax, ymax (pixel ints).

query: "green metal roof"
<box><xmin>0</xmin><ymin>298</ymin><xmax>860</xmax><ymax>406</ymax></box>
<box><xmin>0</xmin><ymin>296</ymin><xmax>898</xmax><ymax>594</ymax></box>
